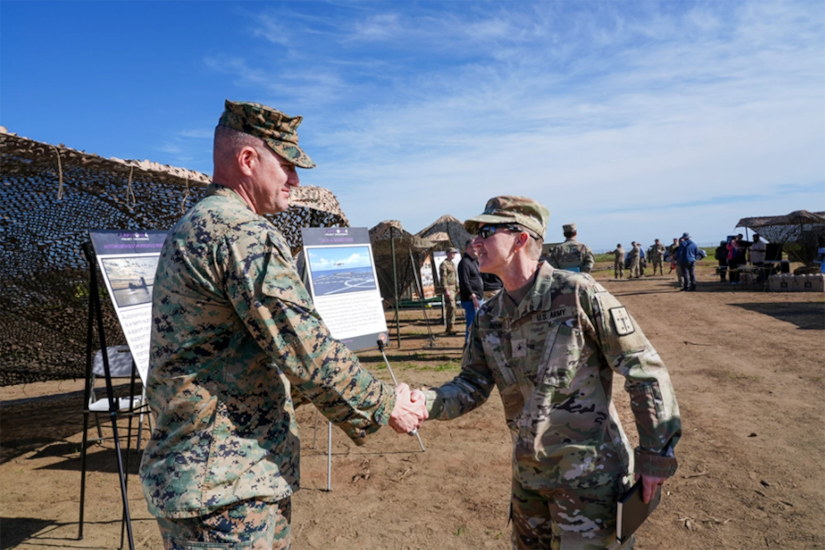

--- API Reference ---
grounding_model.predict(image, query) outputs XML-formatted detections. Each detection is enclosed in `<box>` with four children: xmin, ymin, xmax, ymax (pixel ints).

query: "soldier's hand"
<box><xmin>635</xmin><ymin>474</ymin><xmax>666</xmax><ymax>504</ymax></box>
<box><xmin>389</xmin><ymin>383</ymin><xmax>428</xmax><ymax>434</ymax></box>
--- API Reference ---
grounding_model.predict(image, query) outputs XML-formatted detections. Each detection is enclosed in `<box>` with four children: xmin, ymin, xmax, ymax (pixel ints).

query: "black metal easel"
<box><xmin>78</xmin><ymin>241</ymin><xmax>136</xmax><ymax>550</ymax></box>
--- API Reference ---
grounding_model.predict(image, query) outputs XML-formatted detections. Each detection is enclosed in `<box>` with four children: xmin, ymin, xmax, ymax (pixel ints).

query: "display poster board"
<box><xmin>89</xmin><ymin>230</ymin><xmax>167</xmax><ymax>385</ymax></box>
<box><xmin>301</xmin><ymin>227</ymin><xmax>388</xmax><ymax>352</ymax></box>
<box><xmin>419</xmin><ymin>255</ymin><xmax>435</xmax><ymax>299</ymax></box>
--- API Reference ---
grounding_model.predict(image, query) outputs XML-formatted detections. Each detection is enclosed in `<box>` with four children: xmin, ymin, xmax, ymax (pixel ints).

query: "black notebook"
<box><xmin>616</xmin><ymin>480</ymin><xmax>663</xmax><ymax>543</ymax></box>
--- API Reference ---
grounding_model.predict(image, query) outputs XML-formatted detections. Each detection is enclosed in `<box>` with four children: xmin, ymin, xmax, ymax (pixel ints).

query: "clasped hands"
<box><xmin>388</xmin><ymin>383</ymin><xmax>428</xmax><ymax>434</ymax></box>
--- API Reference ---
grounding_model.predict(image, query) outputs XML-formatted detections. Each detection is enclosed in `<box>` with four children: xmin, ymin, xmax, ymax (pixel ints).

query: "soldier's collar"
<box><xmin>510</xmin><ymin>263</ymin><xmax>554</xmax><ymax>321</ymax></box>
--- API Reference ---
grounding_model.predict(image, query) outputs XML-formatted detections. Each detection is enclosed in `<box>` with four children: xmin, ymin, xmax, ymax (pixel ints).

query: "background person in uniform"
<box><xmin>547</xmin><ymin>223</ymin><xmax>595</xmax><ymax>273</ymax></box>
<box><xmin>609</xmin><ymin>243</ymin><xmax>625</xmax><ymax>279</ymax></box>
<box><xmin>628</xmin><ymin>241</ymin><xmax>642</xmax><ymax>278</ymax></box>
<box><xmin>140</xmin><ymin>100</ymin><xmax>428</xmax><ymax>550</ymax></box>
<box><xmin>439</xmin><ymin>247</ymin><xmax>459</xmax><ymax>335</ymax></box>
<box><xmin>421</xmin><ymin>196</ymin><xmax>681</xmax><ymax>550</ymax></box>
<box><xmin>649</xmin><ymin>238</ymin><xmax>666</xmax><ymax>276</ymax></box>
<box><xmin>668</xmin><ymin>237</ymin><xmax>683</xmax><ymax>287</ymax></box>
<box><xmin>458</xmin><ymin>239</ymin><xmax>484</xmax><ymax>341</ymax></box>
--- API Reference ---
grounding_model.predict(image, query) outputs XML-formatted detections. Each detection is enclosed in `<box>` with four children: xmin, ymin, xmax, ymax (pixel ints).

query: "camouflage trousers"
<box><xmin>613</xmin><ymin>260</ymin><xmax>624</xmax><ymax>279</ymax></box>
<box><xmin>651</xmin><ymin>259</ymin><xmax>664</xmax><ymax>276</ymax></box>
<box><xmin>510</xmin><ymin>476</ymin><xmax>635</xmax><ymax>550</ymax></box>
<box><xmin>444</xmin><ymin>293</ymin><xmax>456</xmax><ymax>332</ymax></box>
<box><xmin>156</xmin><ymin>498</ymin><xmax>291</xmax><ymax>550</ymax></box>
<box><xmin>629</xmin><ymin>258</ymin><xmax>641</xmax><ymax>278</ymax></box>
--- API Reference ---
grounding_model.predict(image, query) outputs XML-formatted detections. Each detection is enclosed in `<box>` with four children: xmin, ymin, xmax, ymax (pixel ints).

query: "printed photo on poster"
<box><xmin>100</xmin><ymin>256</ymin><xmax>159</xmax><ymax>308</ymax></box>
<box><xmin>306</xmin><ymin>246</ymin><xmax>377</xmax><ymax>296</ymax></box>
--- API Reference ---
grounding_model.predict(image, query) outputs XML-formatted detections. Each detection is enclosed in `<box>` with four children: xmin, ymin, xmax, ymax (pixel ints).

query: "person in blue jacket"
<box><xmin>676</xmin><ymin>232</ymin><xmax>699</xmax><ymax>291</ymax></box>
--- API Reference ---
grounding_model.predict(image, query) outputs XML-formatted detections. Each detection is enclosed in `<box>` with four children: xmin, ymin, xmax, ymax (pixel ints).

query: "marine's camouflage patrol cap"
<box><xmin>465</xmin><ymin>196</ymin><xmax>549</xmax><ymax>239</ymax></box>
<box><xmin>562</xmin><ymin>223</ymin><xmax>577</xmax><ymax>233</ymax></box>
<box><xmin>219</xmin><ymin>100</ymin><xmax>316</xmax><ymax>169</ymax></box>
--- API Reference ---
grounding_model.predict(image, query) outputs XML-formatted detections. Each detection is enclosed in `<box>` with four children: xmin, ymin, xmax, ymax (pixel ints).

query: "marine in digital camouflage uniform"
<box><xmin>423</xmin><ymin>196</ymin><xmax>681</xmax><ymax>550</ymax></box>
<box><xmin>649</xmin><ymin>239</ymin><xmax>667</xmax><ymax>276</ymax></box>
<box><xmin>547</xmin><ymin>223</ymin><xmax>596</xmax><ymax>273</ymax></box>
<box><xmin>440</xmin><ymin>247</ymin><xmax>459</xmax><ymax>334</ymax></box>
<box><xmin>140</xmin><ymin>100</ymin><xmax>425</xmax><ymax>550</ymax></box>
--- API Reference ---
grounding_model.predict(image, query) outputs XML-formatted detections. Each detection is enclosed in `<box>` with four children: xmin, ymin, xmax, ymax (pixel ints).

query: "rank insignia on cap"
<box><xmin>610</xmin><ymin>307</ymin><xmax>635</xmax><ymax>336</ymax></box>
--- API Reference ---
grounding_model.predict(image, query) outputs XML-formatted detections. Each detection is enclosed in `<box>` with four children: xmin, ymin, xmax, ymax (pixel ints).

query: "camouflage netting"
<box><xmin>0</xmin><ymin>129</ymin><xmax>348</xmax><ymax>387</ymax></box>
<box><xmin>736</xmin><ymin>210</ymin><xmax>825</xmax><ymax>264</ymax></box>
<box><xmin>369</xmin><ymin>221</ymin><xmax>435</xmax><ymax>306</ymax></box>
<box><xmin>415</xmin><ymin>214</ymin><xmax>474</xmax><ymax>250</ymax></box>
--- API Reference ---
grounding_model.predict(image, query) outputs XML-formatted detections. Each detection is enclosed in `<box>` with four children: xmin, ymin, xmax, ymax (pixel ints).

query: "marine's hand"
<box><xmin>389</xmin><ymin>383</ymin><xmax>428</xmax><ymax>434</ymax></box>
<box><xmin>635</xmin><ymin>474</ymin><xmax>666</xmax><ymax>504</ymax></box>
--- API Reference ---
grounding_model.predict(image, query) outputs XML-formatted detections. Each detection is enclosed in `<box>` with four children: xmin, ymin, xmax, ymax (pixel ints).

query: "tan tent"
<box><xmin>0</xmin><ymin>129</ymin><xmax>348</xmax><ymax>386</ymax></box>
<box><xmin>415</xmin><ymin>214</ymin><xmax>474</xmax><ymax>250</ymax></box>
<box><xmin>370</xmin><ymin>221</ymin><xmax>435</xmax><ymax>305</ymax></box>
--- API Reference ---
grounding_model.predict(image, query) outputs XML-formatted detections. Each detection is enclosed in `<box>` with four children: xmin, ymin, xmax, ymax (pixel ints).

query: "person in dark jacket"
<box><xmin>458</xmin><ymin>239</ymin><xmax>484</xmax><ymax>341</ymax></box>
<box><xmin>675</xmin><ymin>233</ymin><xmax>699</xmax><ymax>291</ymax></box>
<box><xmin>714</xmin><ymin>241</ymin><xmax>728</xmax><ymax>282</ymax></box>
<box><xmin>481</xmin><ymin>272</ymin><xmax>503</xmax><ymax>300</ymax></box>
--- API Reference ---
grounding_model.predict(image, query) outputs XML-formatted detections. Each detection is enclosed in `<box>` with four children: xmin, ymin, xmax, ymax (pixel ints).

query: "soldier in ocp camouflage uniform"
<box><xmin>628</xmin><ymin>242</ymin><xmax>642</xmax><ymax>279</ymax></box>
<box><xmin>140</xmin><ymin>100</ymin><xmax>427</xmax><ymax>550</ymax></box>
<box><xmin>649</xmin><ymin>239</ymin><xmax>667</xmax><ymax>276</ymax></box>
<box><xmin>439</xmin><ymin>247</ymin><xmax>459</xmax><ymax>334</ymax></box>
<box><xmin>422</xmin><ymin>196</ymin><xmax>681</xmax><ymax>550</ymax></box>
<box><xmin>609</xmin><ymin>244</ymin><xmax>625</xmax><ymax>279</ymax></box>
<box><xmin>547</xmin><ymin>223</ymin><xmax>595</xmax><ymax>273</ymax></box>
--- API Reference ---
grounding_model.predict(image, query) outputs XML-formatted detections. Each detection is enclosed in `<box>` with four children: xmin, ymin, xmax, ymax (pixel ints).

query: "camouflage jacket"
<box><xmin>650</xmin><ymin>244</ymin><xmax>667</xmax><ymax>261</ymax></box>
<box><xmin>612</xmin><ymin>248</ymin><xmax>625</xmax><ymax>262</ymax></box>
<box><xmin>548</xmin><ymin>239</ymin><xmax>596</xmax><ymax>273</ymax></box>
<box><xmin>439</xmin><ymin>259</ymin><xmax>458</xmax><ymax>293</ymax></box>
<box><xmin>140</xmin><ymin>184</ymin><xmax>397</xmax><ymax>519</ymax></box>
<box><xmin>424</xmin><ymin>262</ymin><xmax>681</xmax><ymax>490</ymax></box>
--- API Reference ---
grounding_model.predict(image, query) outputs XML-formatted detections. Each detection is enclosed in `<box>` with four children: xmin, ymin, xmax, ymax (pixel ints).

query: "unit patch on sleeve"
<box><xmin>610</xmin><ymin>306</ymin><xmax>635</xmax><ymax>336</ymax></box>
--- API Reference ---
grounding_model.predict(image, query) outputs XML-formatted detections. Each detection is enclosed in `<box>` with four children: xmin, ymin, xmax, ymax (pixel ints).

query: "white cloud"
<box><xmin>207</xmin><ymin>1</ymin><xmax>824</xmax><ymax>249</ymax></box>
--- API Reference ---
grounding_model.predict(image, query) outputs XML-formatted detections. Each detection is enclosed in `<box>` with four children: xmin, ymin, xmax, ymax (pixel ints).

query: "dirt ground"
<box><xmin>2</xmin><ymin>264</ymin><xmax>823</xmax><ymax>550</ymax></box>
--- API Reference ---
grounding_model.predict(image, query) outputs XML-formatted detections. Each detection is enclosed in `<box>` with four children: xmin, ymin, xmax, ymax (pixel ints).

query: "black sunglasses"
<box><xmin>478</xmin><ymin>224</ymin><xmax>528</xmax><ymax>240</ymax></box>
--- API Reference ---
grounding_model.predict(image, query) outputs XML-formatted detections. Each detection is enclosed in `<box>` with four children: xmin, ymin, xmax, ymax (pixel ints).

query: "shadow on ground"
<box><xmin>732</xmin><ymin>301</ymin><xmax>825</xmax><ymax>330</ymax></box>
<box><xmin>0</xmin><ymin>517</ymin><xmax>57</xmax><ymax>549</ymax></box>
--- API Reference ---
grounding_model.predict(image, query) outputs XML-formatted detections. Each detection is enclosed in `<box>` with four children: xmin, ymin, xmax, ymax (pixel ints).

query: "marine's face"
<box><xmin>252</xmin><ymin>146</ymin><xmax>300</xmax><ymax>214</ymax></box>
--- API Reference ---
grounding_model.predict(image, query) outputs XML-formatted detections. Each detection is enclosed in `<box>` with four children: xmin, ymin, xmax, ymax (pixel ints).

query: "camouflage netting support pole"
<box><xmin>390</xmin><ymin>226</ymin><xmax>402</xmax><ymax>348</ymax></box>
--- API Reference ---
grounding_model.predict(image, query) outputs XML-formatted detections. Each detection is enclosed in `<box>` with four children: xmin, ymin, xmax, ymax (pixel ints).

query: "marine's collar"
<box><xmin>205</xmin><ymin>183</ymin><xmax>255</xmax><ymax>212</ymax></box>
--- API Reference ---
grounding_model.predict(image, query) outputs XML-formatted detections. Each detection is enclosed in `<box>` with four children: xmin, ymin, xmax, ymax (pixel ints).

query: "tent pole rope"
<box><xmin>126</xmin><ymin>166</ymin><xmax>136</xmax><ymax>210</ymax></box>
<box><xmin>51</xmin><ymin>145</ymin><xmax>64</xmax><ymax>200</ymax></box>
<box><xmin>181</xmin><ymin>175</ymin><xmax>190</xmax><ymax>213</ymax></box>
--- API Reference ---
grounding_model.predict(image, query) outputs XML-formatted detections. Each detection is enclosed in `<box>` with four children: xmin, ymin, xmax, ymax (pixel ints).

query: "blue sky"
<box><xmin>2</xmin><ymin>1</ymin><xmax>823</xmax><ymax>250</ymax></box>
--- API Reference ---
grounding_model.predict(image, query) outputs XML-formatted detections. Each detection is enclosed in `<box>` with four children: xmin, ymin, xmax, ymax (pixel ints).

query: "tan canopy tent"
<box><xmin>736</xmin><ymin>210</ymin><xmax>825</xmax><ymax>264</ymax></box>
<box><xmin>369</xmin><ymin>221</ymin><xmax>435</xmax><ymax>306</ymax></box>
<box><xmin>0</xmin><ymin>129</ymin><xmax>348</xmax><ymax>386</ymax></box>
<box><xmin>415</xmin><ymin>214</ymin><xmax>474</xmax><ymax>251</ymax></box>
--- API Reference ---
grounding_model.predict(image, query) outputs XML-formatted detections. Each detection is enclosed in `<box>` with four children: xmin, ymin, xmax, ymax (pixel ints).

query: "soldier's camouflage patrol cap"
<box><xmin>465</xmin><ymin>196</ymin><xmax>549</xmax><ymax>239</ymax></box>
<box><xmin>219</xmin><ymin>100</ymin><xmax>316</xmax><ymax>169</ymax></box>
<box><xmin>563</xmin><ymin>223</ymin><xmax>577</xmax><ymax>233</ymax></box>
<box><xmin>446</xmin><ymin>247</ymin><xmax>459</xmax><ymax>253</ymax></box>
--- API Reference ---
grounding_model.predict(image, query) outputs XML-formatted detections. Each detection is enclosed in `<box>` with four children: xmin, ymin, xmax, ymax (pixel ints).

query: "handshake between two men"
<box><xmin>387</xmin><ymin>383</ymin><xmax>428</xmax><ymax>434</ymax></box>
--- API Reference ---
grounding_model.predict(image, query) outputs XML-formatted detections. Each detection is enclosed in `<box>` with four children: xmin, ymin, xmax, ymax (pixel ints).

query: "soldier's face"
<box><xmin>474</xmin><ymin>224</ymin><xmax>519</xmax><ymax>275</ymax></box>
<box><xmin>253</xmin><ymin>147</ymin><xmax>300</xmax><ymax>214</ymax></box>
